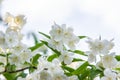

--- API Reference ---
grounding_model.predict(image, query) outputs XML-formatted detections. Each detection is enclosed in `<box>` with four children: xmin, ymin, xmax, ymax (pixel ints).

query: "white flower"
<box><xmin>59</xmin><ymin>51</ymin><xmax>74</xmax><ymax>64</ymax></box>
<box><xmin>14</xmin><ymin>15</ymin><xmax>26</xmax><ymax>27</ymax></box>
<box><xmin>39</xmin><ymin>70</ymin><xmax>53</xmax><ymax>80</ymax></box>
<box><xmin>49</xmin><ymin>23</ymin><xmax>64</xmax><ymax>41</ymax></box>
<box><xmin>63</xmin><ymin>27</ymin><xmax>74</xmax><ymax>42</ymax></box>
<box><xmin>20</xmin><ymin>49</ymin><xmax>32</xmax><ymax>63</ymax></box>
<box><xmin>4</xmin><ymin>12</ymin><xmax>14</xmax><ymax>26</ymax></box>
<box><xmin>5</xmin><ymin>31</ymin><xmax>19</xmax><ymax>47</ymax></box>
<box><xmin>101</xmin><ymin>69</ymin><xmax>117</xmax><ymax>80</ymax></box>
<box><xmin>65</xmin><ymin>35</ymin><xmax>79</xmax><ymax>50</ymax></box>
<box><xmin>38</xmin><ymin>58</ymin><xmax>63</xmax><ymax>74</ymax></box>
<box><xmin>9</xmin><ymin>53</ymin><xmax>20</xmax><ymax>65</ymax></box>
<box><xmin>11</xmin><ymin>43</ymin><xmax>27</xmax><ymax>54</ymax></box>
<box><xmin>87</xmin><ymin>38</ymin><xmax>114</xmax><ymax>55</ymax></box>
<box><xmin>49</xmin><ymin>23</ymin><xmax>79</xmax><ymax>50</ymax></box>
<box><xmin>4</xmin><ymin>12</ymin><xmax>26</xmax><ymax>32</ymax></box>
<box><xmin>48</xmin><ymin>61</ymin><xmax>62</xmax><ymax>73</ymax></box>
<box><xmin>6</xmin><ymin>27</ymin><xmax>24</xmax><ymax>40</ymax></box>
<box><xmin>103</xmin><ymin>39</ymin><xmax>114</xmax><ymax>51</ymax></box>
<box><xmin>102</xmin><ymin>53</ymin><xmax>118</xmax><ymax>68</ymax></box>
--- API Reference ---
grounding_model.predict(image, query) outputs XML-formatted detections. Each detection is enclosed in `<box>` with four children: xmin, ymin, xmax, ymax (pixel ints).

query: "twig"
<box><xmin>0</xmin><ymin>66</ymin><xmax>37</xmax><ymax>74</ymax></box>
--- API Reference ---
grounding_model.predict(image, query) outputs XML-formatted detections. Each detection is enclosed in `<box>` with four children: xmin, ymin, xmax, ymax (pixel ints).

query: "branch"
<box><xmin>0</xmin><ymin>66</ymin><xmax>37</xmax><ymax>74</ymax></box>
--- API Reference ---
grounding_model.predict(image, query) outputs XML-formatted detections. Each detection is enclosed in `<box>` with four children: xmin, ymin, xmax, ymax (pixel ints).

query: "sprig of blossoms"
<box><xmin>86</xmin><ymin>38</ymin><xmax>120</xmax><ymax>80</ymax></box>
<box><xmin>0</xmin><ymin>12</ymin><xmax>32</xmax><ymax>73</ymax></box>
<box><xmin>49</xmin><ymin>23</ymin><xmax>79</xmax><ymax>51</ymax></box>
<box><xmin>48</xmin><ymin>23</ymin><xmax>80</xmax><ymax>65</ymax></box>
<box><xmin>86</xmin><ymin>38</ymin><xmax>115</xmax><ymax>63</ymax></box>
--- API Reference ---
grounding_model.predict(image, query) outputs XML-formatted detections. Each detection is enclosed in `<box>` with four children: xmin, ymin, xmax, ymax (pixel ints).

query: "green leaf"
<box><xmin>39</xmin><ymin>32</ymin><xmax>51</xmax><ymax>39</ymax></box>
<box><xmin>29</xmin><ymin>67</ymin><xmax>35</xmax><ymax>73</ymax></box>
<box><xmin>115</xmin><ymin>68</ymin><xmax>120</xmax><ymax>71</ymax></box>
<box><xmin>84</xmin><ymin>65</ymin><xmax>103</xmax><ymax>80</ymax></box>
<box><xmin>61</xmin><ymin>65</ymin><xmax>75</xmax><ymax>72</ymax></box>
<box><xmin>72</xmin><ymin>62</ymin><xmax>89</xmax><ymax>75</ymax></box>
<box><xmin>31</xmin><ymin>54</ymin><xmax>41</xmax><ymax>66</ymax></box>
<box><xmin>15</xmin><ymin>72</ymin><xmax>27</xmax><ymax>79</ymax></box>
<box><xmin>6</xmin><ymin>64</ymin><xmax>16</xmax><ymax>72</ymax></box>
<box><xmin>79</xmin><ymin>68</ymin><xmax>90</xmax><ymax>80</ymax></box>
<box><xmin>31</xmin><ymin>32</ymin><xmax>39</xmax><ymax>44</ymax></box>
<box><xmin>47</xmin><ymin>54</ymin><xmax>58</xmax><ymax>62</ymax></box>
<box><xmin>89</xmin><ymin>69</ymin><xmax>102</xmax><ymax>80</ymax></box>
<box><xmin>24</xmin><ymin>61</ymin><xmax>31</xmax><ymax>66</ymax></box>
<box><xmin>18</xmin><ymin>72</ymin><xmax>27</xmax><ymax>78</ymax></box>
<box><xmin>64</xmin><ymin>72</ymin><xmax>73</xmax><ymax>76</ymax></box>
<box><xmin>3</xmin><ymin>72</ymin><xmax>17</xmax><ymax>80</ymax></box>
<box><xmin>72</xmin><ymin>58</ymin><xmax>84</xmax><ymax>62</ymax></box>
<box><xmin>29</xmin><ymin>43</ymin><xmax>44</xmax><ymax>51</ymax></box>
<box><xmin>41</xmin><ymin>40</ymin><xmax>61</xmax><ymax>55</ymax></box>
<box><xmin>115</xmin><ymin>55</ymin><xmax>120</xmax><ymax>61</ymax></box>
<box><xmin>69</xmin><ymin>50</ymin><xmax>87</xmax><ymax>56</ymax></box>
<box><xmin>0</xmin><ymin>54</ymin><xmax>6</xmax><ymax>57</ymax></box>
<box><xmin>0</xmin><ymin>62</ymin><xmax>4</xmax><ymax>65</ymax></box>
<box><xmin>78</xmin><ymin>36</ymin><xmax>87</xmax><ymax>39</ymax></box>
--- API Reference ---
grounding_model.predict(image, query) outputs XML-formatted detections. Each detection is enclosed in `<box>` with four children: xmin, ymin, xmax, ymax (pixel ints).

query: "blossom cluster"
<box><xmin>0</xmin><ymin>0</ymin><xmax>119</xmax><ymax>79</ymax></box>
<box><xmin>87</xmin><ymin>38</ymin><xmax>120</xmax><ymax>80</ymax></box>
<box><xmin>0</xmin><ymin>13</ymin><xmax>80</xmax><ymax>80</ymax></box>
<box><xmin>49</xmin><ymin>23</ymin><xmax>79</xmax><ymax>64</ymax></box>
<box><xmin>0</xmin><ymin>12</ymin><xmax>120</xmax><ymax>80</ymax></box>
<box><xmin>0</xmin><ymin>12</ymin><xmax>32</xmax><ymax>72</ymax></box>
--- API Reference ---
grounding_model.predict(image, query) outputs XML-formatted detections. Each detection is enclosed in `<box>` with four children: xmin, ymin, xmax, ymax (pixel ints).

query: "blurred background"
<box><xmin>0</xmin><ymin>0</ymin><xmax>120</xmax><ymax>53</ymax></box>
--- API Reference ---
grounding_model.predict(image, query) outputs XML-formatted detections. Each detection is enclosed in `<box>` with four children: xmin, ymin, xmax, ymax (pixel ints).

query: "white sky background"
<box><xmin>1</xmin><ymin>0</ymin><xmax>120</xmax><ymax>53</ymax></box>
